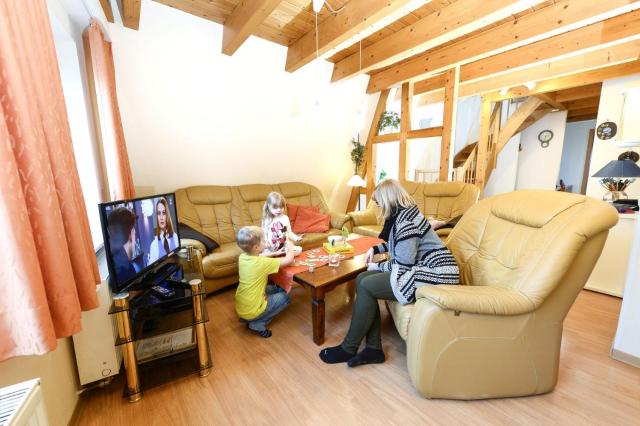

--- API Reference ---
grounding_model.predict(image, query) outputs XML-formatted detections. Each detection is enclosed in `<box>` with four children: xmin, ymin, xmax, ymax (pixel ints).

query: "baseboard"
<box><xmin>610</xmin><ymin>348</ymin><xmax>640</xmax><ymax>368</ymax></box>
<box><xmin>583</xmin><ymin>286</ymin><xmax>623</xmax><ymax>298</ymax></box>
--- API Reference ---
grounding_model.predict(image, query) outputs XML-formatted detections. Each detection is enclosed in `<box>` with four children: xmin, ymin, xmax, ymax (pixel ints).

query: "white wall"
<box><xmin>108</xmin><ymin>0</ymin><xmax>369</xmax><ymax>212</ymax></box>
<box><xmin>586</xmin><ymin>74</ymin><xmax>640</xmax><ymax>200</ymax></box>
<box><xmin>516</xmin><ymin>111</ymin><xmax>568</xmax><ymax>190</ymax></box>
<box><xmin>557</xmin><ymin>120</ymin><xmax>596</xmax><ymax>193</ymax></box>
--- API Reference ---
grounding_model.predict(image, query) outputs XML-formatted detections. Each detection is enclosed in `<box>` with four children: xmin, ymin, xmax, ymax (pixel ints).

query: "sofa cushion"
<box><xmin>288</xmin><ymin>204</ymin><xmax>319</xmax><ymax>226</ymax></box>
<box><xmin>353</xmin><ymin>225</ymin><xmax>382</xmax><ymax>238</ymax></box>
<box><xmin>201</xmin><ymin>242</ymin><xmax>243</xmax><ymax>279</ymax></box>
<box><xmin>293</xmin><ymin>208</ymin><xmax>330</xmax><ymax>234</ymax></box>
<box><xmin>386</xmin><ymin>300</ymin><xmax>414</xmax><ymax>341</ymax></box>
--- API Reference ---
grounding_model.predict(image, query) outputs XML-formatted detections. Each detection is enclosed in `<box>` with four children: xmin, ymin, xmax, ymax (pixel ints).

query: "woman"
<box><xmin>319</xmin><ymin>179</ymin><xmax>459</xmax><ymax>367</ymax></box>
<box><xmin>148</xmin><ymin>197</ymin><xmax>179</xmax><ymax>264</ymax></box>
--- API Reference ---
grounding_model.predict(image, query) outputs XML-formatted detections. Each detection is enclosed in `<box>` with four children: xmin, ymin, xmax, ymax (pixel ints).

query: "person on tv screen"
<box><xmin>148</xmin><ymin>197</ymin><xmax>179</xmax><ymax>264</ymax></box>
<box><xmin>107</xmin><ymin>207</ymin><xmax>139</xmax><ymax>284</ymax></box>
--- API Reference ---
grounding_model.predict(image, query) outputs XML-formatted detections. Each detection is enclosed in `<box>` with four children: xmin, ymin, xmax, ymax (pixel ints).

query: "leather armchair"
<box><xmin>348</xmin><ymin>181</ymin><xmax>479</xmax><ymax>239</ymax></box>
<box><xmin>387</xmin><ymin>190</ymin><xmax>618</xmax><ymax>399</ymax></box>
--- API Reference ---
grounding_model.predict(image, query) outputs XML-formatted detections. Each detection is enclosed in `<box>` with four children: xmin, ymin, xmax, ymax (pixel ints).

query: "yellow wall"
<box><xmin>0</xmin><ymin>338</ymin><xmax>79</xmax><ymax>426</ymax></box>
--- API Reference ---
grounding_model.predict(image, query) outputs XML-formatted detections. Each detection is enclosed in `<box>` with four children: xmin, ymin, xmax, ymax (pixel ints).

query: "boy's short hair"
<box><xmin>237</xmin><ymin>226</ymin><xmax>264</xmax><ymax>253</ymax></box>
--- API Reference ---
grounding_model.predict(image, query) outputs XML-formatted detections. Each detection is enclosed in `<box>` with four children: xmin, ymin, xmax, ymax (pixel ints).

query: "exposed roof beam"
<box><xmin>222</xmin><ymin>0</ymin><xmax>281</xmax><ymax>55</ymax></box>
<box><xmin>366</xmin><ymin>0</ymin><xmax>640</xmax><ymax>93</ymax></box>
<box><xmin>285</xmin><ymin>0</ymin><xmax>415</xmax><ymax>73</ymax></box>
<box><xmin>99</xmin><ymin>0</ymin><xmax>114</xmax><ymax>23</ymax></box>
<box><xmin>488</xmin><ymin>60</ymin><xmax>640</xmax><ymax>101</ymax></box>
<box><xmin>417</xmin><ymin>39</ymin><xmax>640</xmax><ymax>102</ymax></box>
<box><xmin>117</xmin><ymin>0</ymin><xmax>141</xmax><ymax>30</ymax></box>
<box><xmin>535</xmin><ymin>93</ymin><xmax>566</xmax><ymax>111</ymax></box>
<box><xmin>330</xmin><ymin>0</ymin><xmax>543</xmax><ymax>82</ymax></box>
<box><xmin>496</xmin><ymin>97</ymin><xmax>544</xmax><ymax>153</ymax></box>
<box><xmin>555</xmin><ymin>84</ymin><xmax>603</xmax><ymax>102</ymax></box>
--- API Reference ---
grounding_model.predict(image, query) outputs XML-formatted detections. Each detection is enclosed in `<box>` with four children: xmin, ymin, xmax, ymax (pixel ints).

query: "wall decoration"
<box><xmin>538</xmin><ymin>129</ymin><xmax>553</xmax><ymax>148</ymax></box>
<box><xmin>596</xmin><ymin>121</ymin><xmax>617</xmax><ymax>140</ymax></box>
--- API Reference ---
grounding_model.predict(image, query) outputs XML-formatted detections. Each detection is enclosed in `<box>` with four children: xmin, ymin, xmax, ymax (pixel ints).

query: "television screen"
<box><xmin>99</xmin><ymin>193</ymin><xmax>181</xmax><ymax>293</ymax></box>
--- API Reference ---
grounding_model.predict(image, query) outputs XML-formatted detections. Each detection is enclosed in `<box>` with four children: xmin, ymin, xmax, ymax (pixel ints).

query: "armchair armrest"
<box><xmin>348</xmin><ymin>209</ymin><xmax>378</xmax><ymax>227</ymax></box>
<box><xmin>180</xmin><ymin>238</ymin><xmax>207</xmax><ymax>256</ymax></box>
<box><xmin>330</xmin><ymin>212</ymin><xmax>349</xmax><ymax>230</ymax></box>
<box><xmin>416</xmin><ymin>285</ymin><xmax>537</xmax><ymax>316</ymax></box>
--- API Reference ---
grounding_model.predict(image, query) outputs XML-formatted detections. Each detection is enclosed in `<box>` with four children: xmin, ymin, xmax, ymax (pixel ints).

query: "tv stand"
<box><xmin>109</xmin><ymin>251</ymin><xmax>212</xmax><ymax>402</ymax></box>
<box><xmin>142</xmin><ymin>260</ymin><xmax>181</xmax><ymax>286</ymax></box>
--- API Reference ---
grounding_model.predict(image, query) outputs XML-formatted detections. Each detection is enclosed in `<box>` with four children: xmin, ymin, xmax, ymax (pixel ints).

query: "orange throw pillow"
<box><xmin>287</xmin><ymin>204</ymin><xmax>319</xmax><ymax>227</ymax></box>
<box><xmin>292</xmin><ymin>207</ymin><xmax>330</xmax><ymax>234</ymax></box>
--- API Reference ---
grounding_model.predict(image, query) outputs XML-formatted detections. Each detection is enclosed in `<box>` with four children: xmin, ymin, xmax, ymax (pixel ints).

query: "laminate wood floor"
<box><xmin>75</xmin><ymin>287</ymin><xmax>640</xmax><ymax>425</ymax></box>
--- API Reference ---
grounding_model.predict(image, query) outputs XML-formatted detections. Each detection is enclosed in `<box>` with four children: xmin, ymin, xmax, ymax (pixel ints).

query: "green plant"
<box><xmin>377</xmin><ymin>111</ymin><xmax>400</xmax><ymax>133</ymax></box>
<box><xmin>350</xmin><ymin>138</ymin><xmax>366</xmax><ymax>173</ymax></box>
<box><xmin>378</xmin><ymin>169</ymin><xmax>387</xmax><ymax>182</ymax></box>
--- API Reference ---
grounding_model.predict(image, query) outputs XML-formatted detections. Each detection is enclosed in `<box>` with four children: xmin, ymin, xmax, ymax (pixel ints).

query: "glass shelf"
<box><xmin>115</xmin><ymin>307</ymin><xmax>209</xmax><ymax>346</ymax></box>
<box><xmin>108</xmin><ymin>281</ymin><xmax>206</xmax><ymax>315</ymax></box>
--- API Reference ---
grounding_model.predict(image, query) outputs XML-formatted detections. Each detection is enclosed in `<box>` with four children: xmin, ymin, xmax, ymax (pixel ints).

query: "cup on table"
<box><xmin>328</xmin><ymin>253</ymin><xmax>340</xmax><ymax>267</ymax></box>
<box><xmin>327</xmin><ymin>235</ymin><xmax>345</xmax><ymax>247</ymax></box>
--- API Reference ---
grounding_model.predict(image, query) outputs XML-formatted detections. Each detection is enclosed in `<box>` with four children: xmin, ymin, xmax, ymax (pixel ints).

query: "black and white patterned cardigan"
<box><xmin>373</xmin><ymin>205</ymin><xmax>459</xmax><ymax>304</ymax></box>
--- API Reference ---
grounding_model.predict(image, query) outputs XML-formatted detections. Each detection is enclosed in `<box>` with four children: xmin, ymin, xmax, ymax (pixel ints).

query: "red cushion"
<box><xmin>287</xmin><ymin>204</ymin><xmax>319</xmax><ymax>227</ymax></box>
<box><xmin>292</xmin><ymin>207</ymin><xmax>330</xmax><ymax>234</ymax></box>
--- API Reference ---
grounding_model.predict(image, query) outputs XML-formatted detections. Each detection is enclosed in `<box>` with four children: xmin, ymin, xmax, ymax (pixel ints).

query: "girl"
<box><xmin>319</xmin><ymin>179</ymin><xmax>459</xmax><ymax>367</ymax></box>
<box><xmin>262</xmin><ymin>192</ymin><xmax>303</xmax><ymax>255</ymax></box>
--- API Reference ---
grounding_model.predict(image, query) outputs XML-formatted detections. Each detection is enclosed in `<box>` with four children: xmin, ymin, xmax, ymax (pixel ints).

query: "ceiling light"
<box><xmin>525</xmin><ymin>82</ymin><xmax>537</xmax><ymax>91</ymax></box>
<box><xmin>312</xmin><ymin>0</ymin><xmax>324</xmax><ymax>13</ymax></box>
<box><xmin>499</xmin><ymin>88</ymin><xmax>508</xmax><ymax>96</ymax></box>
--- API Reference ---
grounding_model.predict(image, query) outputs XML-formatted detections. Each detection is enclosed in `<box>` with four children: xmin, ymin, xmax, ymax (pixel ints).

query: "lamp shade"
<box><xmin>347</xmin><ymin>174</ymin><xmax>366</xmax><ymax>187</ymax></box>
<box><xmin>592</xmin><ymin>159</ymin><xmax>640</xmax><ymax>178</ymax></box>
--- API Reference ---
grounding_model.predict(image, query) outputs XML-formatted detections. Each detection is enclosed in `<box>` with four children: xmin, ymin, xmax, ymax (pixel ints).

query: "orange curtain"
<box><xmin>84</xmin><ymin>19</ymin><xmax>135</xmax><ymax>201</ymax></box>
<box><xmin>0</xmin><ymin>0</ymin><xmax>100</xmax><ymax>361</ymax></box>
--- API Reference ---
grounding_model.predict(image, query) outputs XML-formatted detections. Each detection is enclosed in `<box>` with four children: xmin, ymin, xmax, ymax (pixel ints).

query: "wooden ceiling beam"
<box><xmin>488</xmin><ymin>60</ymin><xmax>640</xmax><ymax>102</ymax></box>
<box><xmin>535</xmin><ymin>93</ymin><xmax>567</xmax><ymax>111</ymax></box>
<box><xmin>99</xmin><ymin>0</ymin><xmax>114</xmax><ymax>23</ymax></box>
<box><xmin>566</xmin><ymin>97</ymin><xmax>601</xmax><ymax>110</ymax></box>
<box><xmin>330</xmin><ymin>0</ymin><xmax>542</xmax><ymax>82</ymax></box>
<box><xmin>366</xmin><ymin>0</ymin><xmax>640</xmax><ymax>93</ymax></box>
<box><xmin>117</xmin><ymin>0</ymin><xmax>141</xmax><ymax>30</ymax></box>
<box><xmin>567</xmin><ymin>113</ymin><xmax>599</xmax><ymax>122</ymax></box>
<box><xmin>555</xmin><ymin>84</ymin><xmax>603</xmax><ymax>102</ymax></box>
<box><xmin>496</xmin><ymin>97</ymin><xmax>544</xmax><ymax>154</ymax></box>
<box><xmin>222</xmin><ymin>0</ymin><xmax>281</xmax><ymax>55</ymax></box>
<box><xmin>285</xmin><ymin>0</ymin><xmax>415</xmax><ymax>73</ymax></box>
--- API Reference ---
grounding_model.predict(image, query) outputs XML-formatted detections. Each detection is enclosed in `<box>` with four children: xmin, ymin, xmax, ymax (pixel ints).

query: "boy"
<box><xmin>236</xmin><ymin>226</ymin><xmax>295</xmax><ymax>338</ymax></box>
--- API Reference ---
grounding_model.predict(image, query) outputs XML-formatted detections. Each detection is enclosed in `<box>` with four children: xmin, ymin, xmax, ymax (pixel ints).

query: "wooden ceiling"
<box><xmin>100</xmin><ymin>0</ymin><xmax>640</xmax><ymax>110</ymax></box>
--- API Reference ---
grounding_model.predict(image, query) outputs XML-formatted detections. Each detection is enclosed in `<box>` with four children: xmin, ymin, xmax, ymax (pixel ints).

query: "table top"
<box><xmin>293</xmin><ymin>253</ymin><xmax>368</xmax><ymax>288</ymax></box>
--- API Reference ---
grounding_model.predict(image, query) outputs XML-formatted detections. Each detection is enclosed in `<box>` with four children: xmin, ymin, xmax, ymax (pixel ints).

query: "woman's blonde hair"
<box><xmin>372</xmin><ymin>179</ymin><xmax>416</xmax><ymax>219</ymax></box>
<box><xmin>262</xmin><ymin>192</ymin><xmax>286</xmax><ymax>228</ymax></box>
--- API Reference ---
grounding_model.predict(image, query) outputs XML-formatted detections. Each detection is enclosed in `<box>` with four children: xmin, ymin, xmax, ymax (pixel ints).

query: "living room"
<box><xmin>1</xmin><ymin>0</ymin><xmax>640</xmax><ymax>425</ymax></box>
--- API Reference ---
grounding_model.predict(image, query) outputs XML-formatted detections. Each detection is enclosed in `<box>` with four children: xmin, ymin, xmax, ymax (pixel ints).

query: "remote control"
<box><xmin>152</xmin><ymin>285</ymin><xmax>175</xmax><ymax>299</ymax></box>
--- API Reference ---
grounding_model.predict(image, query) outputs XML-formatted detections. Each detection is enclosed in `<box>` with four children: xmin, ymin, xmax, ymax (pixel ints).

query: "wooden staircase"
<box><xmin>452</xmin><ymin>95</ymin><xmax>559</xmax><ymax>189</ymax></box>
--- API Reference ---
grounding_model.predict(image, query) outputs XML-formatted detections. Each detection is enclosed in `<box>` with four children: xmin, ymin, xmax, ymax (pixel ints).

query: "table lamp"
<box><xmin>347</xmin><ymin>174</ymin><xmax>366</xmax><ymax>211</ymax></box>
<box><xmin>592</xmin><ymin>152</ymin><xmax>640</xmax><ymax>201</ymax></box>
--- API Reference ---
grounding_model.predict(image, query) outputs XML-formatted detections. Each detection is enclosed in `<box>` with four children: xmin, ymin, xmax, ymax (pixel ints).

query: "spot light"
<box><xmin>525</xmin><ymin>82</ymin><xmax>537</xmax><ymax>91</ymax></box>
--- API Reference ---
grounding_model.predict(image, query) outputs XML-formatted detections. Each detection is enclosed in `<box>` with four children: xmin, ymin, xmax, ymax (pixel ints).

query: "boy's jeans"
<box><xmin>247</xmin><ymin>285</ymin><xmax>290</xmax><ymax>331</ymax></box>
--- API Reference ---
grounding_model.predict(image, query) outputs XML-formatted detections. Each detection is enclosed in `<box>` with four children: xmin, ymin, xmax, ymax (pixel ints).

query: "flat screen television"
<box><xmin>99</xmin><ymin>193</ymin><xmax>181</xmax><ymax>293</ymax></box>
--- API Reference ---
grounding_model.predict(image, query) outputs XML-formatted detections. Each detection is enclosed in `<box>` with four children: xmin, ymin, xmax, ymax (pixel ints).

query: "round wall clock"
<box><xmin>596</xmin><ymin>121</ymin><xmax>617</xmax><ymax>140</ymax></box>
<box><xmin>538</xmin><ymin>129</ymin><xmax>553</xmax><ymax>148</ymax></box>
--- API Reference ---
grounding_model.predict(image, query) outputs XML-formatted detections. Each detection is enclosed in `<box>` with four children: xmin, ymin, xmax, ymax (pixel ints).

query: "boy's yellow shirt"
<box><xmin>235</xmin><ymin>253</ymin><xmax>281</xmax><ymax>319</ymax></box>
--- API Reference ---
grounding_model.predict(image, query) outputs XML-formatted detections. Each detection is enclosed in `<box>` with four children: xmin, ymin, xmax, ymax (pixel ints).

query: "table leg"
<box><xmin>113</xmin><ymin>293</ymin><xmax>141</xmax><ymax>403</ymax></box>
<box><xmin>312</xmin><ymin>288</ymin><xmax>325</xmax><ymax>345</ymax></box>
<box><xmin>190</xmin><ymin>279</ymin><xmax>212</xmax><ymax>377</ymax></box>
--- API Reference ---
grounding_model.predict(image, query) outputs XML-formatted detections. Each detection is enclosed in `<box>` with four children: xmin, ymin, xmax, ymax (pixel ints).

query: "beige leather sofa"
<box><xmin>386</xmin><ymin>190</ymin><xmax>617</xmax><ymax>400</ymax></box>
<box><xmin>348</xmin><ymin>181</ymin><xmax>479</xmax><ymax>239</ymax></box>
<box><xmin>176</xmin><ymin>182</ymin><xmax>348</xmax><ymax>294</ymax></box>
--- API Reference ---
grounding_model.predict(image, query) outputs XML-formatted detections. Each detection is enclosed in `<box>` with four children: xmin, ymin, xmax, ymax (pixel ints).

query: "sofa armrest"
<box><xmin>330</xmin><ymin>212</ymin><xmax>349</xmax><ymax>230</ymax></box>
<box><xmin>180</xmin><ymin>238</ymin><xmax>207</xmax><ymax>256</ymax></box>
<box><xmin>348</xmin><ymin>209</ymin><xmax>378</xmax><ymax>227</ymax></box>
<box><xmin>415</xmin><ymin>285</ymin><xmax>536</xmax><ymax>316</ymax></box>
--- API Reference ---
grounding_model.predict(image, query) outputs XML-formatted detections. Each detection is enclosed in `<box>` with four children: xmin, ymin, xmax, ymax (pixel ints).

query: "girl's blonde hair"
<box><xmin>372</xmin><ymin>179</ymin><xmax>416</xmax><ymax>219</ymax></box>
<box><xmin>262</xmin><ymin>192</ymin><xmax>286</xmax><ymax>228</ymax></box>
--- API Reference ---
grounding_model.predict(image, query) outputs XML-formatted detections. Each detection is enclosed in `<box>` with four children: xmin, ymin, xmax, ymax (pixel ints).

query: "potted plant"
<box><xmin>377</xmin><ymin>111</ymin><xmax>400</xmax><ymax>134</ymax></box>
<box><xmin>350</xmin><ymin>137</ymin><xmax>365</xmax><ymax>174</ymax></box>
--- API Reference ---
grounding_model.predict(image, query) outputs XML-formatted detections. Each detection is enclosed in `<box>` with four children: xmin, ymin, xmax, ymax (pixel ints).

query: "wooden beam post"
<box><xmin>222</xmin><ymin>0</ymin><xmax>281</xmax><ymax>56</ymax></box>
<box><xmin>495</xmin><ymin>97</ymin><xmax>544</xmax><ymax>153</ymax></box>
<box><xmin>476</xmin><ymin>96</ymin><xmax>492</xmax><ymax>192</ymax></box>
<box><xmin>99</xmin><ymin>0</ymin><xmax>114</xmax><ymax>23</ymax></box>
<box><xmin>400</xmin><ymin>82</ymin><xmax>413</xmax><ymax>183</ymax></box>
<box><xmin>117</xmin><ymin>0</ymin><xmax>141</xmax><ymax>30</ymax></box>
<box><xmin>440</xmin><ymin>67</ymin><xmax>459</xmax><ymax>181</ymax></box>
<box><xmin>358</xmin><ymin>90</ymin><xmax>390</xmax><ymax>205</ymax></box>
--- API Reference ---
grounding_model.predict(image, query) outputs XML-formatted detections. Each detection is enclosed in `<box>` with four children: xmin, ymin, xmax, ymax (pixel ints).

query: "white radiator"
<box><xmin>0</xmin><ymin>379</ymin><xmax>48</xmax><ymax>426</ymax></box>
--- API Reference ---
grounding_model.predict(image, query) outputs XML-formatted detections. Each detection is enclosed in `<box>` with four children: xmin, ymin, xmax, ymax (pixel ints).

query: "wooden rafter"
<box><xmin>366</xmin><ymin>0</ymin><xmax>640</xmax><ymax>93</ymax></box>
<box><xmin>399</xmin><ymin>82</ymin><xmax>413</xmax><ymax>183</ymax></box>
<box><xmin>414</xmin><ymin>40</ymin><xmax>640</xmax><ymax>102</ymax></box>
<box><xmin>117</xmin><ymin>0</ymin><xmax>142</xmax><ymax>30</ymax></box>
<box><xmin>475</xmin><ymin>97</ymin><xmax>492</xmax><ymax>191</ymax></box>
<box><xmin>99</xmin><ymin>0</ymin><xmax>114</xmax><ymax>23</ymax></box>
<box><xmin>495</xmin><ymin>97</ymin><xmax>544</xmax><ymax>154</ymax></box>
<box><xmin>555</xmin><ymin>84</ymin><xmax>603</xmax><ymax>102</ymax></box>
<box><xmin>222</xmin><ymin>0</ymin><xmax>281</xmax><ymax>55</ymax></box>
<box><xmin>285</xmin><ymin>0</ymin><xmax>414</xmax><ymax>73</ymax></box>
<box><xmin>330</xmin><ymin>0</ymin><xmax>540</xmax><ymax>82</ymax></box>
<box><xmin>514</xmin><ymin>105</ymin><xmax>553</xmax><ymax>135</ymax></box>
<box><xmin>371</xmin><ymin>127</ymin><xmax>444</xmax><ymax>143</ymax></box>
<box><xmin>535</xmin><ymin>93</ymin><xmax>566</xmax><ymax>111</ymax></box>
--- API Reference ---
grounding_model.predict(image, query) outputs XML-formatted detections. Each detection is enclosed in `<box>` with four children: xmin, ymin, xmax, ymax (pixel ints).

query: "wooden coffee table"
<box><xmin>293</xmin><ymin>253</ymin><xmax>368</xmax><ymax>345</ymax></box>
